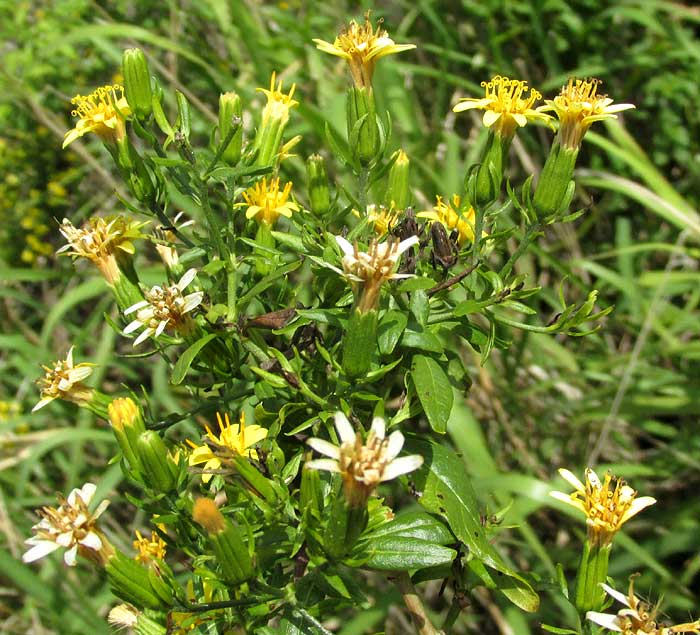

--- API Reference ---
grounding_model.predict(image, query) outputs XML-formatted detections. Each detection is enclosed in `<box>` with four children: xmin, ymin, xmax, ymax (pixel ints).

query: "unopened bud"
<box><xmin>135</xmin><ymin>431</ymin><xmax>178</xmax><ymax>492</ymax></box>
<box><xmin>532</xmin><ymin>140</ymin><xmax>579</xmax><ymax>219</ymax></box>
<box><xmin>342</xmin><ymin>309</ymin><xmax>378</xmax><ymax>377</ymax></box>
<box><xmin>306</xmin><ymin>154</ymin><xmax>330</xmax><ymax>215</ymax></box>
<box><xmin>108</xmin><ymin>397</ymin><xmax>145</xmax><ymax>470</ymax></box>
<box><xmin>192</xmin><ymin>498</ymin><xmax>254</xmax><ymax>584</ymax></box>
<box><xmin>385</xmin><ymin>150</ymin><xmax>410</xmax><ymax>209</ymax></box>
<box><xmin>218</xmin><ymin>92</ymin><xmax>243</xmax><ymax>165</ymax></box>
<box><xmin>105</xmin><ymin>551</ymin><xmax>170</xmax><ymax>609</ymax></box>
<box><xmin>122</xmin><ymin>48</ymin><xmax>153</xmax><ymax>119</ymax></box>
<box><xmin>471</xmin><ymin>131</ymin><xmax>512</xmax><ymax>208</ymax></box>
<box><xmin>347</xmin><ymin>86</ymin><xmax>380</xmax><ymax>166</ymax></box>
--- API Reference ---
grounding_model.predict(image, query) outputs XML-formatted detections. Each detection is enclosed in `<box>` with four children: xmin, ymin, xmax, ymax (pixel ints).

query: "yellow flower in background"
<box><xmin>33</xmin><ymin>346</ymin><xmax>96</xmax><ymax>412</ymax></box>
<box><xmin>133</xmin><ymin>529</ymin><xmax>167</xmax><ymax>564</ymax></box>
<box><xmin>258</xmin><ymin>71</ymin><xmax>298</xmax><ymax>127</ymax></box>
<box><xmin>365</xmin><ymin>204</ymin><xmax>401</xmax><ymax>236</ymax></box>
<box><xmin>63</xmin><ymin>84</ymin><xmax>131</xmax><ymax>148</ymax></box>
<box><xmin>453</xmin><ymin>75</ymin><xmax>551</xmax><ymax>138</ymax></box>
<box><xmin>539</xmin><ymin>77</ymin><xmax>635</xmax><ymax>149</ymax></box>
<box><xmin>242</xmin><ymin>177</ymin><xmax>299</xmax><ymax>225</ymax></box>
<box><xmin>418</xmin><ymin>194</ymin><xmax>478</xmax><ymax>246</ymax></box>
<box><xmin>187</xmin><ymin>412</ymin><xmax>268</xmax><ymax>483</ymax></box>
<box><xmin>550</xmin><ymin>468</ymin><xmax>656</xmax><ymax>547</ymax></box>
<box><xmin>313</xmin><ymin>13</ymin><xmax>416</xmax><ymax>88</ymax></box>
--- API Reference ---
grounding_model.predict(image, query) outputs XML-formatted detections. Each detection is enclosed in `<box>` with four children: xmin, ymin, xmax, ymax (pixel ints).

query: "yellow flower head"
<box><xmin>313</xmin><ymin>13</ymin><xmax>416</xmax><ymax>88</ymax></box>
<box><xmin>417</xmin><ymin>194</ymin><xmax>481</xmax><ymax>246</ymax></box>
<box><xmin>187</xmin><ymin>412</ymin><xmax>268</xmax><ymax>484</ymax></box>
<box><xmin>63</xmin><ymin>84</ymin><xmax>131</xmax><ymax>148</ymax></box>
<box><xmin>57</xmin><ymin>216</ymin><xmax>148</xmax><ymax>284</ymax></box>
<box><xmin>453</xmin><ymin>75</ymin><xmax>551</xmax><ymax>138</ymax></box>
<box><xmin>242</xmin><ymin>177</ymin><xmax>299</xmax><ymax>225</ymax></box>
<box><xmin>133</xmin><ymin>529</ymin><xmax>167</xmax><ymax>564</ymax></box>
<box><xmin>365</xmin><ymin>204</ymin><xmax>401</xmax><ymax>236</ymax></box>
<box><xmin>33</xmin><ymin>346</ymin><xmax>96</xmax><ymax>412</ymax></box>
<box><xmin>257</xmin><ymin>71</ymin><xmax>298</xmax><ymax>127</ymax></box>
<box><xmin>550</xmin><ymin>468</ymin><xmax>656</xmax><ymax>547</ymax></box>
<box><xmin>539</xmin><ymin>77</ymin><xmax>635</xmax><ymax>149</ymax></box>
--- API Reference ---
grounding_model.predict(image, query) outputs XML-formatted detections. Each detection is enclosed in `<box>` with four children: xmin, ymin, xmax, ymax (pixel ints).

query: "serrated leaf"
<box><xmin>170</xmin><ymin>333</ymin><xmax>217</xmax><ymax>385</ymax></box>
<box><xmin>411</xmin><ymin>355</ymin><xmax>453</xmax><ymax>433</ymax></box>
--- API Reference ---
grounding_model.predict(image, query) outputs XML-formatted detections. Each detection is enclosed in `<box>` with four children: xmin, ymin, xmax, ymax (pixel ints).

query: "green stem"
<box><xmin>358</xmin><ymin>167</ymin><xmax>369</xmax><ymax>213</ymax></box>
<box><xmin>500</xmin><ymin>221</ymin><xmax>543</xmax><ymax>278</ymax></box>
<box><xmin>441</xmin><ymin>595</ymin><xmax>464</xmax><ymax>633</ymax></box>
<box><xmin>200</xmin><ymin>182</ymin><xmax>227</xmax><ymax>259</ymax></box>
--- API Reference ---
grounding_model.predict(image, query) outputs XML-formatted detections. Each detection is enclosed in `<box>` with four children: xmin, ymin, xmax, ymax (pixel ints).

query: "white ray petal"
<box><xmin>79</xmin><ymin>531</ymin><xmax>103</xmax><ymax>551</ymax></box>
<box><xmin>307</xmin><ymin>438</ymin><xmax>341</xmax><ymax>459</ymax></box>
<box><xmin>586</xmin><ymin>612</ymin><xmax>622</xmax><ymax>631</ymax></box>
<box><xmin>370</xmin><ymin>416</ymin><xmax>386</xmax><ymax>439</ymax></box>
<box><xmin>177</xmin><ymin>268</ymin><xmax>197</xmax><ymax>290</ymax></box>
<box><xmin>558</xmin><ymin>468</ymin><xmax>585</xmax><ymax>492</ymax></box>
<box><xmin>382</xmin><ymin>455</ymin><xmax>423</xmax><ymax>481</ymax></box>
<box><xmin>124</xmin><ymin>300</ymin><xmax>149</xmax><ymax>316</ymax></box>
<box><xmin>385</xmin><ymin>430</ymin><xmax>405</xmax><ymax>461</ymax></box>
<box><xmin>22</xmin><ymin>540</ymin><xmax>61</xmax><ymax>563</ymax></box>
<box><xmin>335</xmin><ymin>235</ymin><xmax>355</xmax><ymax>257</ymax></box>
<box><xmin>305</xmin><ymin>458</ymin><xmax>342</xmax><ymax>473</ymax></box>
<box><xmin>334</xmin><ymin>412</ymin><xmax>356</xmax><ymax>444</ymax></box>
<box><xmin>600</xmin><ymin>583</ymin><xmax>631</xmax><ymax>608</ymax></box>
<box><xmin>63</xmin><ymin>544</ymin><xmax>79</xmax><ymax>566</ymax></box>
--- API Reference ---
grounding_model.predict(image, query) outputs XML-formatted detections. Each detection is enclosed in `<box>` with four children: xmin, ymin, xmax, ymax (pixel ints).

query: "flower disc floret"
<box><xmin>63</xmin><ymin>84</ymin><xmax>131</xmax><ymax>148</ymax></box>
<box><xmin>33</xmin><ymin>346</ymin><xmax>96</xmax><ymax>412</ymax></box>
<box><xmin>313</xmin><ymin>14</ymin><xmax>416</xmax><ymax>88</ymax></box>
<box><xmin>539</xmin><ymin>77</ymin><xmax>635</xmax><ymax>149</ymax></box>
<box><xmin>123</xmin><ymin>269</ymin><xmax>203</xmax><ymax>346</ymax></box>
<box><xmin>242</xmin><ymin>177</ymin><xmax>299</xmax><ymax>226</ymax></box>
<box><xmin>23</xmin><ymin>482</ymin><xmax>112</xmax><ymax>566</ymax></box>
<box><xmin>306</xmin><ymin>412</ymin><xmax>423</xmax><ymax>508</ymax></box>
<box><xmin>453</xmin><ymin>75</ymin><xmax>550</xmax><ymax>138</ymax></box>
<box><xmin>187</xmin><ymin>412</ymin><xmax>268</xmax><ymax>483</ymax></box>
<box><xmin>550</xmin><ymin>467</ymin><xmax>656</xmax><ymax>546</ymax></box>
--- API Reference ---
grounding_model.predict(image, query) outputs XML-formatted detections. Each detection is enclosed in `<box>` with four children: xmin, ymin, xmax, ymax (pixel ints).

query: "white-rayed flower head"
<box><xmin>33</xmin><ymin>346</ymin><xmax>96</xmax><ymax>412</ymax></box>
<box><xmin>334</xmin><ymin>234</ymin><xmax>419</xmax><ymax>313</ymax></box>
<box><xmin>587</xmin><ymin>579</ymin><xmax>700</xmax><ymax>635</ymax></box>
<box><xmin>306</xmin><ymin>412</ymin><xmax>424</xmax><ymax>508</ymax></box>
<box><xmin>123</xmin><ymin>268</ymin><xmax>203</xmax><ymax>346</ymax></box>
<box><xmin>23</xmin><ymin>482</ymin><xmax>113</xmax><ymax>567</ymax></box>
<box><xmin>550</xmin><ymin>467</ymin><xmax>656</xmax><ymax>547</ymax></box>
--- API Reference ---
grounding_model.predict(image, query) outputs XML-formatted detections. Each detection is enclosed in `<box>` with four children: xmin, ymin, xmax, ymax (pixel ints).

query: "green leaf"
<box><xmin>356</xmin><ymin>536</ymin><xmax>456</xmax><ymax>571</ymax></box>
<box><xmin>397</xmin><ymin>277</ymin><xmax>437</xmax><ymax>292</ymax></box>
<box><xmin>411</xmin><ymin>355</ymin><xmax>453</xmax><ymax>433</ymax></box>
<box><xmin>377</xmin><ymin>310</ymin><xmax>407</xmax><ymax>355</ymax></box>
<box><xmin>407</xmin><ymin>438</ymin><xmax>540</xmax><ymax>612</ymax></box>
<box><xmin>364</xmin><ymin>511</ymin><xmax>453</xmax><ymax>544</ymax></box>
<box><xmin>170</xmin><ymin>334</ymin><xmax>217</xmax><ymax>385</ymax></box>
<box><xmin>401</xmin><ymin>329</ymin><xmax>444</xmax><ymax>353</ymax></box>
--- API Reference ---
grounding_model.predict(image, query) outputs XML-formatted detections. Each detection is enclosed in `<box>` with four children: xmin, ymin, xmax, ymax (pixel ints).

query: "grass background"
<box><xmin>1</xmin><ymin>1</ymin><xmax>699</xmax><ymax>633</ymax></box>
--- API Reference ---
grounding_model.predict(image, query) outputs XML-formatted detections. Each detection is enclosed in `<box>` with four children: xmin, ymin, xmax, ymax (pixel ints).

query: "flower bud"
<box><xmin>385</xmin><ymin>150</ymin><xmax>411</xmax><ymax>209</ymax></box>
<box><xmin>218</xmin><ymin>92</ymin><xmax>243</xmax><ymax>165</ymax></box>
<box><xmin>135</xmin><ymin>431</ymin><xmax>178</xmax><ymax>492</ymax></box>
<box><xmin>347</xmin><ymin>86</ymin><xmax>380</xmax><ymax>167</ymax></box>
<box><xmin>306</xmin><ymin>154</ymin><xmax>331</xmax><ymax>215</ymax></box>
<box><xmin>105</xmin><ymin>551</ymin><xmax>171</xmax><ymax>609</ymax></box>
<box><xmin>122</xmin><ymin>48</ymin><xmax>153</xmax><ymax>119</ymax></box>
<box><xmin>532</xmin><ymin>140</ymin><xmax>579</xmax><ymax>219</ymax></box>
<box><xmin>192</xmin><ymin>498</ymin><xmax>254</xmax><ymax>585</ymax></box>
<box><xmin>471</xmin><ymin>131</ymin><xmax>512</xmax><ymax>208</ymax></box>
<box><xmin>342</xmin><ymin>309</ymin><xmax>378</xmax><ymax>377</ymax></box>
<box><xmin>108</xmin><ymin>397</ymin><xmax>146</xmax><ymax>470</ymax></box>
<box><xmin>115</xmin><ymin>137</ymin><xmax>156</xmax><ymax>206</ymax></box>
